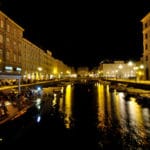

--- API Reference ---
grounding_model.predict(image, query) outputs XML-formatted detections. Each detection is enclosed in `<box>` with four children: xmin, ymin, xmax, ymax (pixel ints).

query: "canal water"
<box><xmin>0</xmin><ymin>80</ymin><xmax>150</xmax><ymax>149</ymax></box>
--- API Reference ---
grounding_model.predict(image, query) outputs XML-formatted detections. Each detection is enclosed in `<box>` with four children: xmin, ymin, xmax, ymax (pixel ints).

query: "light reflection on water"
<box><xmin>56</xmin><ymin>82</ymin><xmax>150</xmax><ymax>148</ymax></box>
<box><xmin>97</xmin><ymin>83</ymin><xmax>105</xmax><ymax>129</ymax></box>
<box><xmin>59</xmin><ymin>84</ymin><xmax>73</xmax><ymax>129</ymax></box>
<box><xmin>1</xmin><ymin>81</ymin><xmax>150</xmax><ymax>149</ymax></box>
<box><xmin>96</xmin><ymin>82</ymin><xmax>150</xmax><ymax>148</ymax></box>
<box><xmin>127</xmin><ymin>98</ymin><xmax>147</xmax><ymax>146</ymax></box>
<box><xmin>28</xmin><ymin>81</ymin><xmax>150</xmax><ymax>148</ymax></box>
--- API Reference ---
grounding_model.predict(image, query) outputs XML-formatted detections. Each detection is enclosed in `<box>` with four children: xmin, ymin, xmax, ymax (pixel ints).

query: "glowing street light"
<box><xmin>38</xmin><ymin>67</ymin><xmax>42</xmax><ymax>71</ymax></box>
<box><xmin>66</xmin><ymin>70</ymin><xmax>71</xmax><ymax>74</ymax></box>
<box><xmin>128</xmin><ymin>61</ymin><xmax>133</xmax><ymax>67</ymax></box>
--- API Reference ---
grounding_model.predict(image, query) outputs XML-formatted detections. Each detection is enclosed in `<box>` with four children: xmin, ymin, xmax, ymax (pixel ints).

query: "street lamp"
<box><xmin>128</xmin><ymin>61</ymin><xmax>133</xmax><ymax>67</ymax></box>
<box><xmin>38</xmin><ymin>67</ymin><xmax>42</xmax><ymax>72</ymax></box>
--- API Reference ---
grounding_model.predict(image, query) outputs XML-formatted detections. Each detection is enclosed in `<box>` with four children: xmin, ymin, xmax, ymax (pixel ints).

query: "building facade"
<box><xmin>0</xmin><ymin>11</ymin><xmax>23</xmax><ymax>75</ymax></box>
<box><xmin>141</xmin><ymin>12</ymin><xmax>150</xmax><ymax>80</ymax></box>
<box><xmin>99</xmin><ymin>61</ymin><xmax>137</xmax><ymax>79</ymax></box>
<box><xmin>0</xmin><ymin>11</ymin><xmax>71</xmax><ymax>82</ymax></box>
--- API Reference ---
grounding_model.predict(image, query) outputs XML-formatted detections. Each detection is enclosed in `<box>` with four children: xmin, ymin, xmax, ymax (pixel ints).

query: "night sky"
<box><xmin>0</xmin><ymin>0</ymin><xmax>150</xmax><ymax>69</ymax></box>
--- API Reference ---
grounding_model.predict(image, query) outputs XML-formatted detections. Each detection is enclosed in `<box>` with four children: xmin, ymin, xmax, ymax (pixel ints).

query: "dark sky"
<box><xmin>0</xmin><ymin>0</ymin><xmax>150</xmax><ymax>69</ymax></box>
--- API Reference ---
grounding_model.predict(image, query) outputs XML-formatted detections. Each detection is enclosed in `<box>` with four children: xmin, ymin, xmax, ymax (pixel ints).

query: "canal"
<box><xmin>0</xmin><ymin>79</ymin><xmax>150</xmax><ymax>149</ymax></box>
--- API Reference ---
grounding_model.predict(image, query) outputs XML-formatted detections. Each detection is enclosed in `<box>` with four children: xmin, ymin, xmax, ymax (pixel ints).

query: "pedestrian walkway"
<box><xmin>0</xmin><ymin>101</ymin><xmax>32</xmax><ymax>125</ymax></box>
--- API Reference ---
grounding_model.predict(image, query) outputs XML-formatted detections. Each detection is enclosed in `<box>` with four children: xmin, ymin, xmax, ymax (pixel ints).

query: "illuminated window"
<box><xmin>6</xmin><ymin>37</ymin><xmax>10</xmax><ymax>42</ymax></box>
<box><xmin>16</xmin><ymin>67</ymin><xmax>21</xmax><ymax>71</ymax></box>
<box><xmin>5</xmin><ymin>66</ymin><xmax>13</xmax><ymax>71</ymax></box>
<box><xmin>0</xmin><ymin>20</ymin><xmax>4</xmax><ymax>28</ymax></box>
<box><xmin>0</xmin><ymin>34</ymin><xmax>3</xmax><ymax>43</ymax></box>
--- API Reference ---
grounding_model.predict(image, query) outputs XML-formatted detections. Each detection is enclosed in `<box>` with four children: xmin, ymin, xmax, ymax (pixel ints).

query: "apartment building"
<box><xmin>0</xmin><ymin>11</ymin><xmax>24</xmax><ymax>75</ymax></box>
<box><xmin>0</xmin><ymin>10</ymin><xmax>71</xmax><ymax>82</ymax></box>
<box><xmin>141</xmin><ymin>12</ymin><xmax>150</xmax><ymax>80</ymax></box>
<box><xmin>99</xmin><ymin>61</ymin><xmax>137</xmax><ymax>79</ymax></box>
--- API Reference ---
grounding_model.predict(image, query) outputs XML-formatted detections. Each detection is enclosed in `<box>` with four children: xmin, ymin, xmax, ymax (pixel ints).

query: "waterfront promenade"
<box><xmin>0</xmin><ymin>81</ymin><xmax>50</xmax><ymax>125</ymax></box>
<box><xmin>0</xmin><ymin>79</ymin><xmax>69</xmax><ymax>125</ymax></box>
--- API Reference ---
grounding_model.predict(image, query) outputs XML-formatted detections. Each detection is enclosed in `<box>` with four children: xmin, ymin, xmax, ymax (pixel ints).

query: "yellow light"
<box><xmin>53</xmin><ymin>67</ymin><xmax>57</xmax><ymax>74</ymax></box>
<box><xmin>128</xmin><ymin>61</ymin><xmax>133</xmax><ymax>66</ymax></box>
<box><xmin>38</xmin><ymin>67</ymin><xmax>42</xmax><ymax>71</ymax></box>
<box><xmin>118</xmin><ymin>65</ymin><xmax>123</xmax><ymax>69</ymax></box>
<box><xmin>66</xmin><ymin>70</ymin><xmax>71</xmax><ymax>74</ymax></box>
<box><xmin>140</xmin><ymin>65</ymin><xmax>144</xmax><ymax>69</ymax></box>
<box><xmin>138</xmin><ymin>71</ymin><xmax>143</xmax><ymax>76</ymax></box>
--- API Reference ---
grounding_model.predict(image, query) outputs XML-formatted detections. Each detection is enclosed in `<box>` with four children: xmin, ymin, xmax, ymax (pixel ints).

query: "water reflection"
<box><xmin>1</xmin><ymin>81</ymin><xmax>150</xmax><ymax>149</ymax></box>
<box><xmin>96</xmin><ymin>82</ymin><xmax>150</xmax><ymax>149</ymax></box>
<box><xmin>142</xmin><ymin>108</ymin><xmax>150</xmax><ymax>135</ymax></box>
<box><xmin>127</xmin><ymin>98</ymin><xmax>147</xmax><ymax>147</ymax></box>
<box><xmin>59</xmin><ymin>84</ymin><xmax>73</xmax><ymax>128</ymax></box>
<box><xmin>52</xmin><ymin>93</ymin><xmax>57</xmax><ymax>106</ymax></box>
<box><xmin>35</xmin><ymin>98</ymin><xmax>42</xmax><ymax>123</ymax></box>
<box><xmin>33</xmin><ymin>82</ymin><xmax>150</xmax><ymax>148</ymax></box>
<box><xmin>97</xmin><ymin>83</ymin><xmax>105</xmax><ymax>129</ymax></box>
